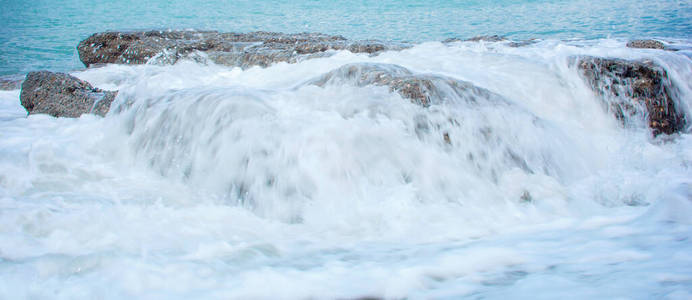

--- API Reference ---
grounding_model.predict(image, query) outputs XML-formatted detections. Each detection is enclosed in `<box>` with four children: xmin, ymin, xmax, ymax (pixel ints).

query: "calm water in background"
<box><xmin>1</xmin><ymin>0</ymin><xmax>691</xmax><ymax>75</ymax></box>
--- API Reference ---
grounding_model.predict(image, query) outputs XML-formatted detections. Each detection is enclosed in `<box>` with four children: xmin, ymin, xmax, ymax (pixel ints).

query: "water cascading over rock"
<box><xmin>574</xmin><ymin>56</ymin><xmax>687</xmax><ymax>136</ymax></box>
<box><xmin>18</xmin><ymin>31</ymin><xmax>689</xmax><ymax>142</ymax></box>
<box><xmin>306</xmin><ymin>63</ymin><xmax>510</xmax><ymax>107</ymax></box>
<box><xmin>303</xmin><ymin>62</ymin><xmax>568</xmax><ymax>181</ymax></box>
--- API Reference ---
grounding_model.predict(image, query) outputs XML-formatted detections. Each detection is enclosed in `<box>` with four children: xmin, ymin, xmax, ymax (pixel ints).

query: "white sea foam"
<box><xmin>0</xmin><ymin>39</ymin><xmax>691</xmax><ymax>299</ymax></box>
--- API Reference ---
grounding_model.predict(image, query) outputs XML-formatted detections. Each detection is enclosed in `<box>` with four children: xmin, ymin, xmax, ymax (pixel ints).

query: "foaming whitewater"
<box><xmin>1</xmin><ymin>39</ymin><xmax>692</xmax><ymax>299</ymax></box>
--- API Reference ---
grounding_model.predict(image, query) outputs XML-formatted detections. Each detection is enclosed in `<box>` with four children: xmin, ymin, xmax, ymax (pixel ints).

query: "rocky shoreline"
<box><xmin>77</xmin><ymin>31</ymin><xmax>410</xmax><ymax>69</ymax></box>
<box><xmin>13</xmin><ymin>30</ymin><xmax>687</xmax><ymax>136</ymax></box>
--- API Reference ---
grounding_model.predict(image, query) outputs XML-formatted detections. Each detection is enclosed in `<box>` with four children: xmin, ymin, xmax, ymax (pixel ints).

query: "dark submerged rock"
<box><xmin>626</xmin><ymin>39</ymin><xmax>665</xmax><ymax>50</ymax></box>
<box><xmin>78</xmin><ymin>31</ymin><xmax>410</xmax><ymax>69</ymax></box>
<box><xmin>307</xmin><ymin>63</ymin><xmax>508</xmax><ymax>107</ymax></box>
<box><xmin>575</xmin><ymin>56</ymin><xmax>686</xmax><ymax>135</ymax></box>
<box><xmin>20</xmin><ymin>71</ymin><xmax>117</xmax><ymax>117</ymax></box>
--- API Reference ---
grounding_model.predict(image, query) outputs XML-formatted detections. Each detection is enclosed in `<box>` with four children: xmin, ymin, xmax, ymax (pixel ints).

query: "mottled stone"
<box><xmin>626</xmin><ymin>39</ymin><xmax>665</xmax><ymax>50</ymax></box>
<box><xmin>308</xmin><ymin>63</ymin><xmax>508</xmax><ymax>107</ymax></box>
<box><xmin>20</xmin><ymin>71</ymin><xmax>117</xmax><ymax>117</ymax></box>
<box><xmin>78</xmin><ymin>31</ymin><xmax>411</xmax><ymax>69</ymax></box>
<box><xmin>575</xmin><ymin>56</ymin><xmax>686</xmax><ymax>135</ymax></box>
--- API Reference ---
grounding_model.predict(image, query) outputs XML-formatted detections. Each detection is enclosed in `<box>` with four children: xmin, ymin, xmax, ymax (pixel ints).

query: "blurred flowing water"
<box><xmin>1</xmin><ymin>0</ymin><xmax>692</xmax><ymax>299</ymax></box>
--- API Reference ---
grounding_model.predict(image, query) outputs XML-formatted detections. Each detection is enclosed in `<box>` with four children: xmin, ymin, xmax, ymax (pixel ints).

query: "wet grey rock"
<box><xmin>574</xmin><ymin>56</ymin><xmax>686</xmax><ymax>135</ymax></box>
<box><xmin>466</xmin><ymin>35</ymin><xmax>506</xmax><ymax>42</ymax></box>
<box><xmin>20</xmin><ymin>71</ymin><xmax>117</xmax><ymax>117</ymax></box>
<box><xmin>307</xmin><ymin>63</ymin><xmax>508</xmax><ymax>107</ymax></box>
<box><xmin>0</xmin><ymin>74</ymin><xmax>24</xmax><ymax>90</ymax></box>
<box><xmin>442</xmin><ymin>37</ymin><xmax>463</xmax><ymax>43</ymax></box>
<box><xmin>77</xmin><ymin>31</ymin><xmax>411</xmax><ymax>69</ymax></box>
<box><xmin>508</xmin><ymin>39</ymin><xmax>539</xmax><ymax>48</ymax></box>
<box><xmin>626</xmin><ymin>39</ymin><xmax>665</xmax><ymax>50</ymax></box>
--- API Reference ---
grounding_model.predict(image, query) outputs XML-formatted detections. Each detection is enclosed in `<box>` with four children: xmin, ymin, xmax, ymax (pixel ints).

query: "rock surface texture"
<box><xmin>307</xmin><ymin>63</ymin><xmax>508</xmax><ymax>107</ymax></box>
<box><xmin>20</xmin><ymin>71</ymin><xmax>117</xmax><ymax>117</ymax></box>
<box><xmin>77</xmin><ymin>31</ymin><xmax>410</xmax><ymax>69</ymax></box>
<box><xmin>626</xmin><ymin>39</ymin><xmax>666</xmax><ymax>50</ymax></box>
<box><xmin>27</xmin><ymin>31</ymin><xmax>685</xmax><ymax>127</ymax></box>
<box><xmin>575</xmin><ymin>56</ymin><xmax>686</xmax><ymax>135</ymax></box>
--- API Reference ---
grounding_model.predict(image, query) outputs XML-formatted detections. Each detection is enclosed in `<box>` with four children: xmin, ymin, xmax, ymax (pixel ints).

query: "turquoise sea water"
<box><xmin>1</xmin><ymin>0</ymin><xmax>691</xmax><ymax>75</ymax></box>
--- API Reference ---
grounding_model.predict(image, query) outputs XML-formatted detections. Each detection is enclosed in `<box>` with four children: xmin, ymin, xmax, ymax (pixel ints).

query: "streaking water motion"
<box><xmin>1</xmin><ymin>38</ymin><xmax>691</xmax><ymax>299</ymax></box>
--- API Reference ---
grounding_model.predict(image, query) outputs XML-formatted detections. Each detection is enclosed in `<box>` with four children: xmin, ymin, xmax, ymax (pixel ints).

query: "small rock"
<box><xmin>442</xmin><ymin>37</ymin><xmax>463</xmax><ymax>43</ymax></box>
<box><xmin>626</xmin><ymin>39</ymin><xmax>665</xmax><ymax>50</ymax></box>
<box><xmin>508</xmin><ymin>39</ymin><xmax>539</xmax><ymax>47</ymax></box>
<box><xmin>20</xmin><ymin>71</ymin><xmax>117</xmax><ymax>117</ymax></box>
<box><xmin>520</xmin><ymin>190</ymin><xmax>532</xmax><ymax>203</ymax></box>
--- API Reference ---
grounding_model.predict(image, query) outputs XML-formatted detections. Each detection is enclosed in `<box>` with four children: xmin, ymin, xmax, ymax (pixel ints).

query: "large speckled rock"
<box><xmin>77</xmin><ymin>31</ymin><xmax>411</xmax><ymax>69</ymax></box>
<box><xmin>20</xmin><ymin>71</ymin><xmax>117</xmax><ymax>117</ymax></box>
<box><xmin>575</xmin><ymin>56</ymin><xmax>686</xmax><ymax>136</ymax></box>
<box><xmin>307</xmin><ymin>63</ymin><xmax>508</xmax><ymax>107</ymax></box>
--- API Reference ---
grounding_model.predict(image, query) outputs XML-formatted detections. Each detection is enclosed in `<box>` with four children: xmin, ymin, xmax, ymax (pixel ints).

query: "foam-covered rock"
<box><xmin>307</xmin><ymin>63</ymin><xmax>508</xmax><ymax>107</ymax></box>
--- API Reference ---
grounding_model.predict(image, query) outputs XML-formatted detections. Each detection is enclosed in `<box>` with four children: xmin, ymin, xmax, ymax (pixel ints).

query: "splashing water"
<box><xmin>1</xmin><ymin>39</ymin><xmax>692</xmax><ymax>299</ymax></box>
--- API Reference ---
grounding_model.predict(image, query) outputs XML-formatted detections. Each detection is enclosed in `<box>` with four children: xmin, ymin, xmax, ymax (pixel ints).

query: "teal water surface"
<box><xmin>1</xmin><ymin>0</ymin><xmax>691</xmax><ymax>75</ymax></box>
